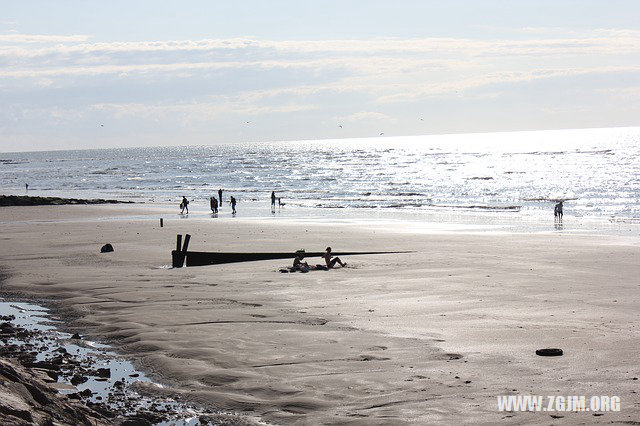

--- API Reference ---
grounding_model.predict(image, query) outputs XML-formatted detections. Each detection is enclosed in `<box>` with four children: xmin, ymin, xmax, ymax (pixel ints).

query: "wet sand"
<box><xmin>0</xmin><ymin>204</ymin><xmax>639</xmax><ymax>424</ymax></box>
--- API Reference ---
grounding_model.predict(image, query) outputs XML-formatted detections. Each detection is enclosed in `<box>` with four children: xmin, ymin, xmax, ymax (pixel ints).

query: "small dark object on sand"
<box><xmin>71</xmin><ymin>333</ymin><xmax>81</xmax><ymax>340</ymax></box>
<box><xmin>536</xmin><ymin>348</ymin><xmax>563</xmax><ymax>357</ymax></box>
<box><xmin>100</xmin><ymin>243</ymin><xmax>114</xmax><ymax>253</ymax></box>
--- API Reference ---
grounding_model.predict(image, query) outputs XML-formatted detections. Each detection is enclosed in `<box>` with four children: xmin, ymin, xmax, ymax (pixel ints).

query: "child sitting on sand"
<box><xmin>293</xmin><ymin>249</ymin><xmax>310</xmax><ymax>272</ymax></box>
<box><xmin>322</xmin><ymin>247</ymin><xmax>346</xmax><ymax>268</ymax></box>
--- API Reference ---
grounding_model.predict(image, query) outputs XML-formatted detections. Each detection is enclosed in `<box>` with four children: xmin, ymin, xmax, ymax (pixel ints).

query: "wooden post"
<box><xmin>182</xmin><ymin>234</ymin><xmax>191</xmax><ymax>253</ymax></box>
<box><xmin>172</xmin><ymin>234</ymin><xmax>191</xmax><ymax>268</ymax></box>
<box><xmin>172</xmin><ymin>234</ymin><xmax>183</xmax><ymax>267</ymax></box>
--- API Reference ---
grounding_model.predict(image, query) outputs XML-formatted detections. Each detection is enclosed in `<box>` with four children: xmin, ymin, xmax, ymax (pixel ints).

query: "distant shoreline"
<box><xmin>0</xmin><ymin>194</ymin><xmax>135</xmax><ymax>207</ymax></box>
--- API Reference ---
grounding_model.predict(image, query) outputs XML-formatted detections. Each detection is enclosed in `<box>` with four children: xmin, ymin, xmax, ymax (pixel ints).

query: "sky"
<box><xmin>1</xmin><ymin>0</ymin><xmax>640</xmax><ymax>152</ymax></box>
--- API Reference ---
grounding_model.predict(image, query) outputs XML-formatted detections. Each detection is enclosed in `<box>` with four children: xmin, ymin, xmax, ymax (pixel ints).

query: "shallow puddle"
<box><xmin>0</xmin><ymin>300</ymin><xmax>236</xmax><ymax>425</ymax></box>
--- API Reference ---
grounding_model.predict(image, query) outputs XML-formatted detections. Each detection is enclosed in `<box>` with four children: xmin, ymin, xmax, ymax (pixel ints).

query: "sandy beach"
<box><xmin>0</xmin><ymin>204</ymin><xmax>638</xmax><ymax>424</ymax></box>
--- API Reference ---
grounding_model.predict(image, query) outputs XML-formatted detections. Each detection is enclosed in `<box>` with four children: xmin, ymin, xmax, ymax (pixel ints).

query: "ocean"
<box><xmin>1</xmin><ymin>127</ymin><xmax>639</xmax><ymax>235</ymax></box>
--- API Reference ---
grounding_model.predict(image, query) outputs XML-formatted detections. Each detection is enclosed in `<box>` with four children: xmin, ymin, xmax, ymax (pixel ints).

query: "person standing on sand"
<box><xmin>218</xmin><ymin>188</ymin><xmax>223</xmax><ymax>208</ymax></box>
<box><xmin>230</xmin><ymin>196</ymin><xmax>237</xmax><ymax>214</ymax></box>
<box><xmin>271</xmin><ymin>191</ymin><xmax>276</xmax><ymax>209</ymax></box>
<box><xmin>180</xmin><ymin>196</ymin><xmax>189</xmax><ymax>214</ymax></box>
<box><xmin>210</xmin><ymin>196</ymin><xmax>218</xmax><ymax>213</ymax></box>
<box><xmin>25</xmin><ymin>183</ymin><xmax>28</xmax><ymax>191</ymax></box>
<box><xmin>322</xmin><ymin>247</ymin><xmax>346</xmax><ymax>268</ymax></box>
<box><xmin>554</xmin><ymin>201</ymin><xmax>563</xmax><ymax>222</ymax></box>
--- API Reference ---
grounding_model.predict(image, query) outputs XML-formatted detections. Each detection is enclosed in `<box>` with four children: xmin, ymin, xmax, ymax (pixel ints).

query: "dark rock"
<box><xmin>0</xmin><ymin>194</ymin><xmax>133</xmax><ymax>207</ymax></box>
<box><xmin>1</xmin><ymin>322</ymin><xmax>14</xmax><ymax>330</ymax></box>
<box><xmin>71</xmin><ymin>333</ymin><xmax>82</xmax><ymax>340</ymax></box>
<box><xmin>100</xmin><ymin>244</ymin><xmax>114</xmax><ymax>253</ymax></box>
<box><xmin>0</xmin><ymin>404</ymin><xmax>33</xmax><ymax>422</ymax></box>
<box><xmin>70</xmin><ymin>374</ymin><xmax>88</xmax><ymax>386</ymax></box>
<box><xmin>95</xmin><ymin>368</ymin><xmax>111</xmax><ymax>378</ymax></box>
<box><xmin>24</xmin><ymin>382</ymin><xmax>52</xmax><ymax>405</ymax></box>
<box><xmin>535</xmin><ymin>348</ymin><xmax>563</xmax><ymax>357</ymax></box>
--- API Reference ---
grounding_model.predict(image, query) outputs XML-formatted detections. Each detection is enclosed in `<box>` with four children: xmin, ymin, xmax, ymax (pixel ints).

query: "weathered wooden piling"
<box><xmin>172</xmin><ymin>234</ymin><xmax>191</xmax><ymax>267</ymax></box>
<box><xmin>171</xmin><ymin>234</ymin><xmax>409</xmax><ymax>267</ymax></box>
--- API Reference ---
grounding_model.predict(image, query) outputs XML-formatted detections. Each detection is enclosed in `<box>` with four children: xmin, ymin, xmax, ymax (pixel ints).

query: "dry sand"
<box><xmin>0</xmin><ymin>204</ymin><xmax>639</xmax><ymax>424</ymax></box>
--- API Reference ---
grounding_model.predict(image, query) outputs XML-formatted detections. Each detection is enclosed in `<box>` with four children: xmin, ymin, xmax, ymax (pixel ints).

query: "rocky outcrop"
<box><xmin>0</xmin><ymin>195</ymin><xmax>133</xmax><ymax>207</ymax></box>
<box><xmin>0</xmin><ymin>357</ymin><xmax>110</xmax><ymax>425</ymax></box>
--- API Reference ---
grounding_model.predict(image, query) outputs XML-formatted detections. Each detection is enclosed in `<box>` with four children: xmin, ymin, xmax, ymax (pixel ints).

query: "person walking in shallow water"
<box><xmin>322</xmin><ymin>247</ymin><xmax>346</xmax><ymax>268</ymax></box>
<box><xmin>271</xmin><ymin>191</ymin><xmax>276</xmax><ymax>209</ymax></box>
<box><xmin>554</xmin><ymin>201</ymin><xmax>563</xmax><ymax>222</ymax></box>
<box><xmin>218</xmin><ymin>188</ymin><xmax>223</xmax><ymax>208</ymax></box>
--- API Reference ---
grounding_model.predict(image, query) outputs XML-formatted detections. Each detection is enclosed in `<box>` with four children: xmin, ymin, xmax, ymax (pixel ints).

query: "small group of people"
<box><xmin>293</xmin><ymin>247</ymin><xmax>347</xmax><ymax>272</ymax></box>
<box><xmin>554</xmin><ymin>201</ymin><xmax>563</xmax><ymax>222</ymax></box>
<box><xmin>180</xmin><ymin>188</ymin><xmax>237</xmax><ymax>215</ymax></box>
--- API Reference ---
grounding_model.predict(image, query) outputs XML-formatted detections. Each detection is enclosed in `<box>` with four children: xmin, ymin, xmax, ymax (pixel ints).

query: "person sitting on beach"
<box><xmin>293</xmin><ymin>249</ymin><xmax>309</xmax><ymax>272</ymax></box>
<box><xmin>322</xmin><ymin>247</ymin><xmax>346</xmax><ymax>268</ymax></box>
<box><xmin>180</xmin><ymin>196</ymin><xmax>189</xmax><ymax>214</ymax></box>
<box><xmin>554</xmin><ymin>201</ymin><xmax>563</xmax><ymax>221</ymax></box>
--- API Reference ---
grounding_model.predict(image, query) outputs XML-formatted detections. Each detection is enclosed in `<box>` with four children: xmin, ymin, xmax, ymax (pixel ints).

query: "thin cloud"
<box><xmin>0</xmin><ymin>34</ymin><xmax>90</xmax><ymax>43</ymax></box>
<box><xmin>376</xmin><ymin>66</ymin><xmax>640</xmax><ymax>103</ymax></box>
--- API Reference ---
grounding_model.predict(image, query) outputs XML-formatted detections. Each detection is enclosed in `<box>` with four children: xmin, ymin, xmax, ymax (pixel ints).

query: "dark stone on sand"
<box><xmin>71</xmin><ymin>333</ymin><xmax>82</xmax><ymax>340</ymax></box>
<box><xmin>536</xmin><ymin>348</ymin><xmax>563</xmax><ymax>357</ymax></box>
<box><xmin>0</xmin><ymin>194</ymin><xmax>134</xmax><ymax>207</ymax></box>
<box><xmin>100</xmin><ymin>244</ymin><xmax>114</xmax><ymax>253</ymax></box>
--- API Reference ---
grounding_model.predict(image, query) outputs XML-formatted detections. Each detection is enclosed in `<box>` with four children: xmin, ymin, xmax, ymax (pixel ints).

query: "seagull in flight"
<box><xmin>338</xmin><ymin>125</ymin><xmax>342</xmax><ymax>128</ymax></box>
<box><xmin>379</xmin><ymin>132</ymin><xmax>384</xmax><ymax>136</ymax></box>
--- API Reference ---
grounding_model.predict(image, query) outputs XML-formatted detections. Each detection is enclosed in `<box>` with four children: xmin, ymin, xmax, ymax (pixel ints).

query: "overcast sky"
<box><xmin>1</xmin><ymin>0</ymin><xmax>640</xmax><ymax>152</ymax></box>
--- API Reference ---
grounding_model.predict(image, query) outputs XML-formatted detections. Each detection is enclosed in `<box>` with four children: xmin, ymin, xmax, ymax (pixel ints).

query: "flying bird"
<box><xmin>338</xmin><ymin>125</ymin><xmax>342</xmax><ymax>128</ymax></box>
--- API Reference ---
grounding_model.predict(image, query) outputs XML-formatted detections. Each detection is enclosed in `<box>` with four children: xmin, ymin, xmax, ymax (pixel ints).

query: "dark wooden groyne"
<box><xmin>171</xmin><ymin>234</ymin><xmax>410</xmax><ymax>268</ymax></box>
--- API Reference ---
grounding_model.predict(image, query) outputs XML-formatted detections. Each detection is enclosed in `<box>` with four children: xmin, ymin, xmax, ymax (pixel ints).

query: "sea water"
<box><xmin>1</xmin><ymin>127</ymin><xmax>639</xmax><ymax>235</ymax></box>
